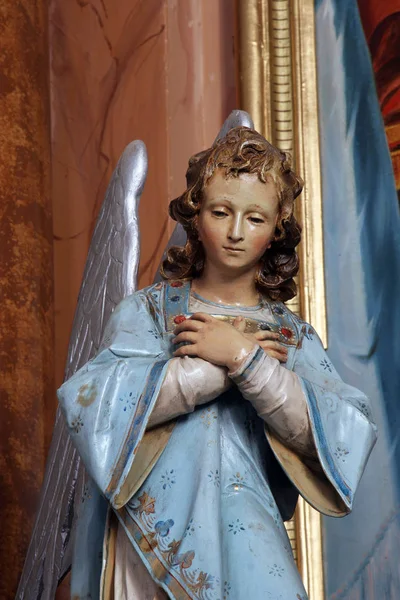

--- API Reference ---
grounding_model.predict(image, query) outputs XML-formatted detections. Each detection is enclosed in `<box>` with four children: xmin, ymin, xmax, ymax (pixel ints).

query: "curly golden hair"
<box><xmin>161</xmin><ymin>126</ymin><xmax>303</xmax><ymax>302</ymax></box>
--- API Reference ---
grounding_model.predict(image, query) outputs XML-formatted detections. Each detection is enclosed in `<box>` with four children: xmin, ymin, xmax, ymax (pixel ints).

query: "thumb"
<box><xmin>233</xmin><ymin>316</ymin><xmax>246</xmax><ymax>333</ymax></box>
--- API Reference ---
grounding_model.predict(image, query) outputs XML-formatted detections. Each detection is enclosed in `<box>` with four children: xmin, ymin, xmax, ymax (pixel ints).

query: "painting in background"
<box><xmin>315</xmin><ymin>0</ymin><xmax>400</xmax><ymax>597</ymax></box>
<box><xmin>358</xmin><ymin>1</ymin><xmax>400</xmax><ymax>202</ymax></box>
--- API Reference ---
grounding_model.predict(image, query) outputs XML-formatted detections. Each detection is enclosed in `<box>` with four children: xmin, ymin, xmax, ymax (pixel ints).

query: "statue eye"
<box><xmin>249</xmin><ymin>216</ymin><xmax>264</xmax><ymax>224</ymax></box>
<box><xmin>212</xmin><ymin>210</ymin><xmax>228</xmax><ymax>217</ymax></box>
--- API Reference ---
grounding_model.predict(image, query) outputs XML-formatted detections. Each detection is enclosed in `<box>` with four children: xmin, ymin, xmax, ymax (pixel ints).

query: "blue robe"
<box><xmin>58</xmin><ymin>280</ymin><xmax>377</xmax><ymax>599</ymax></box>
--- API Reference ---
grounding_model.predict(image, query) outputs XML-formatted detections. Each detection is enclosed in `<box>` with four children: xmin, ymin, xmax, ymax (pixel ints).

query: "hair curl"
<box><xmin>161</xmin><ymin>126</ymin><xmax>303</xmax><ymax>302</ymax></box>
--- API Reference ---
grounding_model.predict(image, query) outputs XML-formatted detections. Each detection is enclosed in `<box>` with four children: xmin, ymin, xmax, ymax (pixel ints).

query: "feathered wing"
<box><xmin>18</xmin><ymin>109</ymin><xmax>253</xmax><ymax>597</ymax></box>
<box><xmin>153</xmin><ymin>110</ymin><xmax>254</xmax><ymax>282</ymax></box>
<box><xmin>16</xmin><ymin>141</ymin><xmax>148</xmax><ymax>599</ymax></box>
<box><xmin>213</xmin><ymin>109</ymin><xmax>254</xmax><ymax>143</ymax></box>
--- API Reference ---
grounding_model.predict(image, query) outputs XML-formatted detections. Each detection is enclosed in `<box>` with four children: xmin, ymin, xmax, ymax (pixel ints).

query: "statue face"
<box><xmin>198</xmin><ymin>170</ymin><xmax>279</xmax><ymax>276</ymax></box>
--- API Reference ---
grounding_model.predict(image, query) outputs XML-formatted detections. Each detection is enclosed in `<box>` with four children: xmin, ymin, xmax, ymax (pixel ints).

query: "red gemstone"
<box><xmin>174</xmin><ymin>315</ymin><xmax>186</xmax><ymax>324</ymax></box>
<box><xmin>281</xmin><ymin>327</ymin><xmax>293</xmax><ymax>339</ymax></box>
<box><xmin>171</xmin><ymin>281</ymin><xmax>183</xmax><ymax>287</ymax></box>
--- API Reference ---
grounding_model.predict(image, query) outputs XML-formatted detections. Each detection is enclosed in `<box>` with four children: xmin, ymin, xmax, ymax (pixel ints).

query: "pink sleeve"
<box><xmin>148</xmin><ymin>357</ymin><xmax>231</xmax><ymax>428</ymax></box>
<box><xmin>229</xmin><ymin>347</ymin><xmax>315</xmax><ymax>456</ymax></box>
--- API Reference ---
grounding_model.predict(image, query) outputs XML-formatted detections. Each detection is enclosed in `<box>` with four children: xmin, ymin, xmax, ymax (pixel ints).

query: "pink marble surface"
<box><xmin>166</xmin><ymin>0</ymin><xmax>236</xmax><ymax>205</ymax></box>
<box><xmin>50</xmin><ymin>0</ymin><xmax>236</xmax><ymax>387</ymax></box>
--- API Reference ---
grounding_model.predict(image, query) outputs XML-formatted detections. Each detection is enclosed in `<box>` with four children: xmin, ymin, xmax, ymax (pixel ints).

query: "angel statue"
<box><xmin>17</xmin><ymin>111</ymin><xmax>377</xmax><ymax>600</ymax></box>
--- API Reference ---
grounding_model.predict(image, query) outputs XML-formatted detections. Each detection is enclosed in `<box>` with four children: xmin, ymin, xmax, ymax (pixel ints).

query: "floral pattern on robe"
<box><xmin>58</xmin><ymin>281</ymin><xmax>377</xmax><ymax>599</ymax></box>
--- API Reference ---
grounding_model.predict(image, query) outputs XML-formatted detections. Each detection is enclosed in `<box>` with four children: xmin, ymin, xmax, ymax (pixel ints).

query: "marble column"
<box><xmin>0</xmin><ymin>0</ymin><xmax>53</xmax><ymax>598</ymax></box>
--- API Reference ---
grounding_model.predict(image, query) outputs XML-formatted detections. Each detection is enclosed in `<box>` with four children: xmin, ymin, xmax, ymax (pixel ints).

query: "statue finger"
<box><xmin>264</xmin><ymin>349</ymin><xmax>287</xmax><ymax>363</ymax></box>
<box><xmin>189</xmin><ymin>312</ymin><xmax>214</xmax><ymax>323</ymax></box>
<box><xmin>260</xmin><ymin>343</ymin><xmax>288</xmax><ymax>359</ymax></box>
<box><xmin>254</xmin><ymin>330</ymin><xmax>280</xmax><ymax>341</ymax></box>
<box><xmin>232</xmin><ymin>316</ymin><xmax>246</xmax><ymax>333</ymax></box>
<box><xmin>173</xmin><ymin>320</ymin><xmax>203</xmax><ymax>334</ymax></box>
<box><xmin>172</xmin><ymin>331</ymin><xmax>198</xmax><ymax>345</ymax></box>
<box><xmin>173</xmin><ymin>343</ymin><xmax>198</xmax><ymax>357</ymax></box>
<box><xmin>260</xmin><ymin>340</ymin><xmax>288</xmax><ymax>352</ymax></box>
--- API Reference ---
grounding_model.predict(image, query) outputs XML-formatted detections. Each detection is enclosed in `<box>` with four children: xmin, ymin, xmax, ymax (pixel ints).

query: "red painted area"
<box><xmin>382</xmin><ymin>88</ymin><xmax>400</xmax><ymax>119</ymax></box>
<box><xmin>358</xmin><ymin>1</ymin><xmax>400</xmax><ymax>192</ymax></box>
<box><xmin>281</xmin><ymin>328</ymin><xmax>293</xmax><ymax>339</ymax></box>
<box><xmin>174</xmin><ymin>315</ymin><xmax>186</xmax><ymax>324</ymax></box>
<box><xmin>357</xmin><ymin>0</ymin><xmax>400</xmax><ymax>41</ymax></box>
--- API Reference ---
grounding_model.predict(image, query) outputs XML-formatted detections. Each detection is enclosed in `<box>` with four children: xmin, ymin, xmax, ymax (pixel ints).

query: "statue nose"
<box><xmin>228</xmin><ymin>231</ymin><xmax>244</xmax><ymax>242</ymax></box>
<box><xmin>228</xmin><ymin>217</ymin><xmax>244</xmax><ymax>241</ymax></box>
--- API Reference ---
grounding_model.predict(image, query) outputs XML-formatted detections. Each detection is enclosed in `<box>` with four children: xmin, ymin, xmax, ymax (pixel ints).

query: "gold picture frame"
<box><xmin>236</xmin><ymin>0</ymin><xmax>326</xmax><ymax>597</ymax></box>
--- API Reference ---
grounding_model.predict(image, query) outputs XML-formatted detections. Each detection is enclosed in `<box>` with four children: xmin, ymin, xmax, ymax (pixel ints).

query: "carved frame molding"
<box><xmin>236</xmin><ymin>0</ymin><xmax>326</xmax><ymax>598</ymax></box>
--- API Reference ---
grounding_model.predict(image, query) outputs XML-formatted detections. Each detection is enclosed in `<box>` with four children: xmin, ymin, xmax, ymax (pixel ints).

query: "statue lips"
<box><xmin>223</xmin><ymin>246</ymin><xmax>245</xmax><ymax>253</ymax></box>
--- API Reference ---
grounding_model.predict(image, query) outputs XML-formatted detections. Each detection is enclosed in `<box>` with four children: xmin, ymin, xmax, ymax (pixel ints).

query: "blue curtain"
<box><xmin>315</xmin><ymin>0</ymin><xmax>400</xmax><ymax>597</ymax></box>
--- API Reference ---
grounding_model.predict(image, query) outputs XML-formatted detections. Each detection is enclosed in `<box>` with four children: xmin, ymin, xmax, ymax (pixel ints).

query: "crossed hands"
<box><xmin>173</xmin><ymin>313</ymin><xmax>288</xmax><ymax>372</ymax></box>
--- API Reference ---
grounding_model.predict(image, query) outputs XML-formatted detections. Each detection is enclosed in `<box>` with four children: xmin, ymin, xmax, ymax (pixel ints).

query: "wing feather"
<box><xmin>16</xmin><ymin>140</ymin><xmax>148</xmax><ymax>599</ymax></box>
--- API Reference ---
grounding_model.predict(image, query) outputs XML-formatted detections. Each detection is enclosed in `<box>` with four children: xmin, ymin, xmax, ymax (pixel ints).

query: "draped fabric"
<box><xmin>58</xmin><ymin>281</ymin><xmax>376</xmax><ymax>599</ymax></box>
<box><xmin>315</xmin><ymin>0</ymin><xmax>400</xmax><ymax>596</ymax></box>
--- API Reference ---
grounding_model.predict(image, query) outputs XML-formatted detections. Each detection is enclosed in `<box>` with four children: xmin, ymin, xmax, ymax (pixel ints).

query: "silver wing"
<box><xmin>153</xmin><ymin>110</ymin><xmax>254</xmax><ymax>282</ymax></box>
<box><xmin>16</xmin><ymin>140</ymin><xmax>148</xmax><ymax>599</ymax></box>
<box><xmin>17</xmin><ymin>109</ymin><xmax>252</xmax><ymax>598</ymax></box>
<box><xmin>213</xmin><ymin>109</ymin><xmax>254</xmax><ymax>142</ymax></box>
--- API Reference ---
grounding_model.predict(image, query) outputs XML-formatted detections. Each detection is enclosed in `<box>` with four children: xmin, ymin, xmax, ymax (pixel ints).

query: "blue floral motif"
<box><xmin>272</xmin><ymin>305</ymin><xmax>285</xmax><ymax>316</ymax></box>
<box><xmin>268</xmin><ymin>563</ymin><xmax>285</xmax><ymax>577</ymax></box>
<box><xmin>201</xmin><ymin>407</ymin><xmax>217</xmax><ymax>428</ymax></box>
<box><xmin>104</xmin><ymin>398</ymin><xmax>112</xmax><ymax>418</ymax></box>
<box><xmin>208</xmin><ymin>470</ymin><xmax>220</xmax><ymax>487</ymax></box>
<box><xmin>259</xmin><ymin>322</ymin><xmax>272</xmax><ymax>331</ymax></box>
<box><xmin>320</xmin><ymin>358</ymin><xmax>332</xmax><ymax>372</ymax></box>
<box><xmin>71</xmin><ymin>415</ymin><xmax>83</xmax><ymax>433</ymax></box>
<box><xmin>132</xmin><ymin>492</ymin><xmax>219</xmax><ymax>596</ymax></box>
<box><xmin>81</xmin><ymin>483</ymin><xmax>91</xmax><ymax>503</ymax></box>
<box><xmin>161</xmin><ymin>469</ymin><xmax>176</xmax><ymax>490</ymax></box>
<box><xmin>184</xmin><ymin>517</ymin><xmax>202</xmax><ymax>537</ymax></box>
<box><xmin>228</xmin><ymin>519</ymin><xmax>245</xmax><ymax>535</ymax></box>
<box><xmin>223</xmin><ymin>581</ymin><xmax>231</xmax><ymax>599</ymax></box>
<box><xmin>357</xmin><ymin>400</ymin><xmax>371</xmax><ymax>419</ymax></box>
<box><xmin>229</xmin><ymin>472</ymin><xmax>247</xmax><ymax>490</ymax></box>
<box><xmin>155</xmin><ymin>519</ymin><xmax>174</xmax><ymax>537</ymax></box>
<box><xmin>272</xmin><ymin>510</ymin><xmax>282</xmax><ymax>527</ymax></box>
<box><xmin>147</xmin><ymin>328</ymin><xmax>161</xmax><ymax>340</ymax></box>
<box><xmin>171</xmin><ymin>550</ymin><xmax>195</xmax><ymax>568</ymax></box>
<box><xmin>334</xmin><ymin>444</ymin><xmax>350</xmax><ymax>462</ymax></box>
<box><xmin>170</xmin><ymin>295</ymin><xmax>181</xmax><ymax>303</ymax></box>
<box><xmin>119</xmin><ymin>391</ymin><xmax>136</xmax><ymax>412</ymax></box>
